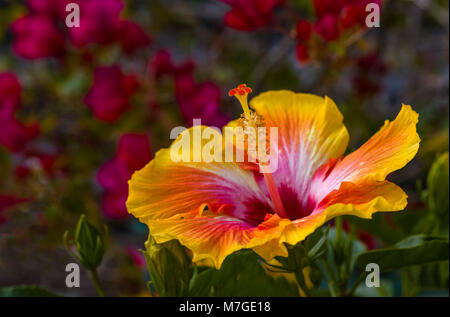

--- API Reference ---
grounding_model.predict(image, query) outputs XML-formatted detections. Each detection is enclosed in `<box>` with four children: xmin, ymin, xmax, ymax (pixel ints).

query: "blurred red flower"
<box><xmin>313</xmin><ymin>13</ymin><xmax>340</xmax><ymax>42</ymax></box>
<box><xmin>340</xmin><ymin>0</ymin><xmax>382</xmax><ymax>29</ymax></box>
<box><xmin>296</xmin><ymin>19</ymin><xmax>312</xmax><ymax>42</ymax></box>
<box><xmin>97</xmin><ymin>134</ymin><xmax>151</xmax><ymax>219</ymax></box>
<box><xmin>149</xmin><ymin>51</ymin><xmax>229</xmax><ymax>127</ymax></box>
<box><xmin>295</xmin><ymin>20</ymin><xmax>312</xmax><ymax>63</ymax></box>
<box><xmin>85</xmin><ymin>65</ymin><xmax>139</xmax><ymax>122</ymax></box>
<box><xmin>173</xmin><ymin>60</ymin><xmax>197</xmax><ymax>94</ymax></box>
<box><xmin>0</xmin><ymin>195</ymin><xmax>29</xmax><ymax>224</ymax></box>
<box><xmin>124</xmin><ymin>246</ymin><xmax>146</xmax><ymax>268</ymax></box>
<box><xmin>68</xmin><ymin>0</ymin><xmax>124</xmax><ymax>47</ymax></box>
<box><xmin>68</xmin><ymin>0</ymin><xmax>151</xmax><ymax>53</ymax></box>
<box><xmin>0</xmin><ymin>119</ymin><xmax>40</xmax><ymax>153</ymax></box>
<box><xmin>353</xmin><ymin>52</ymin><xmax>387</xmax><ymax>96</ymax></box>
<box><xmin>313</xmin><ymin>0</ymin><xmax>348</xmax><ymax>18</ymax></box>
<box><xmin>342</xmin><ymin>220</ymin><xmax>377</xmax><ymax>250</ymax></box>
<box><xmin>116</xmin><ymin>133</ymin><xmax>152</xmax><ymax>172</ymax></box>
<box><xmin>17</xmin><ymin>149</ymin><xmax>62</xmax><ymax>179</ymax></box>
<box><xmin>174</xmin><ymin>63</ymin><xmax>229</xmax><ymax>128</ymax></box>
<box><xmin>179</xmin><ymin>82</ymin><xmax>229</xmax><ymax>128</ymax></box>
<box><xmin>358</xmin><ymin>231</ymin><xmax>376</xmax><ymax>250</ymax></box>
<box><xmin>149</xmin><ymin>49</ymin><xmax>175</xmax><ymax>79</ymax></box>
<box><xmin>11</xmin><ymin>0</ymin><xmax>150</xmax><ymax>60</ymax></box>
<box><xmin>0</xmin><ymin>73</ymin><xmax>22</xmax><ymax>122</ymax></box>
<box><xmin>118</xmin><ymin>20</ymin><xmax>152</xmax><ymax>54</ymax></box>
<box><xmin>311</xmin><ymin>0</ymin><xmax>382</xmax><ymax>42</ymax></box>
<box><xmin>14</xmin><ymin>165</ymin><xmax>31</xmax><ymax>180</ymax></box>
<box><xmin>26</xmin><ymin>0</ymin><xmax>67</xmax><ymax>17</ymax></box>
<box><xmin>97</xmin><ymin>158</ymin><xmax>131</xmax><ymax>220</ymax></box>
<box><xmin>219</xmin><ymin>0</ymin><xmax>285</xmax><ymax>31</ymax></box>
<box><xmin>0</xmin><ymin>72</ymin><xmax>40</xmax><ymax>152</ymax></box>
<box><xmin>10</xmin><ymin>14</ymin><xmax>65</xmax><ymax>59</ymax></box>
<box><xmin>0</xmin><ymin>73</ymin><xmax>58</xmax><ymax>177</ymax></box>
<box><xmin>296</xmin><ymin>43</ymin><xmax>309</xmax><ymax>63</ymax></box>
<box><xmin>294</xmin><ymin>0</ymin><xmax>383</xmax><ymax>64</ymax></box>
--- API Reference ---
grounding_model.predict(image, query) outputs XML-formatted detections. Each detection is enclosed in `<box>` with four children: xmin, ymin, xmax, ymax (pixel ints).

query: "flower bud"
<box><xmin>73</xmin><ymin>215</ymin><xmax>106</xmax><ymax>271</ymax></box>
<box><xmin>144</xmin><ymin>236</ymin><xmax>190</xmax><ymax>296</ymax></box>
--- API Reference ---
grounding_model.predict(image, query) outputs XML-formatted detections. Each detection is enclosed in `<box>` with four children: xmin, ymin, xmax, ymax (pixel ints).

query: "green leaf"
<box><xmin>0</xmin><ymin>285</ymin><xmax>59</xmax><ymax>297</ymax></box>
<box><xmin>317</xmin><ymin>227</ymin><xmax>366</xmax><ymax>296</ymax></box>
<box><xmin>426</xmin><ymin>152</ymin><xmax>449</xmax><ymax>216</ymax></box>
<box><xmin>189</xmin><ymin>250</ymin><xmax>299</xmax><ymax>297</ymax></box>
<box><xmin>402</xmin><ymin>261</ymin><xmax>449</xmax><ymax>296</ymax></box>
<box><xmin>356</xmin><ymin>235</ymin><xmax>449</xmax><ymax>272</ymax></box>
<box><xmin>306</xmin><ymin>226</ymin><xmax>329</xmax><ymax>262</ymax></box>
<box><xmin>344</xmin><ymin>213</ymin><xmax>404</xmax><ymax>245</ymax></box>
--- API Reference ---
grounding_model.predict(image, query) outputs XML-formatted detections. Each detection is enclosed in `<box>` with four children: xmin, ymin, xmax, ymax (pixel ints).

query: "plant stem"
<box><xmin>345</xmin><ymin>273</ymin><xmax>366</xmax><ymax>297</ymax></box>
<box><xmin>320</xmin><ymin>260</ymin><xmax>338</xmax><ymax>297</ymax></box>
<box><xmin>295</xmin><ymin>269</ymin><xmax>312</xmax><ymax>297</ymax></box>
<box><xmin>335</xmin><ymin>217</ymin><xmax>343</xmax><ymax>242</ymax></box>
<box><xmin>90</xmin><ymin>270</ymin><xmax>106</xmax><ymax>297</ymax></box>
<box><xmin>289</xmin><ymin>247</ymin><xmax>313</xmax><ymax>297</ymax></box>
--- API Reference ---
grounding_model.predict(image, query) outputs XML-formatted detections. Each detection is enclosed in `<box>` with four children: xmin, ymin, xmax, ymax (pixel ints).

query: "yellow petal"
<box><xmin>310</xmin><ymin>104</ymin><xmax>420</xmax><ymax>203</ymax></box>
<box><xmin>318</xmin><ymin>179</ymin><xmax>408</xmax><ymax>220</ymax></box>
<box><xmin>127</xmin><ymin>126</ymin><xmax>272</xmax><ymax>223</ymax></box>
<box><xmin>249</xmin><ymin>212</ymin><xmax>327</xmax><ymax>261</ymax></box>
<box><xmin>250</xmin><ymin>91</ymin><xmax>349</xmax><ymax>207</ymax></box>
<box><xmin>145</xmin><ymin>214</ymin><xmax>256</xmax><ymax>269</ymax></box>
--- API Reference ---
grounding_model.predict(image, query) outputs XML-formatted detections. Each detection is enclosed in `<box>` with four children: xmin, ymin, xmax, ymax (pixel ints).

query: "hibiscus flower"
<box><xmin>127</xmin><ymin>84</ymin><xmax>420</xmax><ymax>268</ymax></box>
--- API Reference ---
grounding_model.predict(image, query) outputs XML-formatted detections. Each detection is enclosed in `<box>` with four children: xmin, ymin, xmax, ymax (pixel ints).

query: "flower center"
<box><xmin>229</xmin><ymin>84</ymin><xmax>288</xmax><ymax>219</ymax></box>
